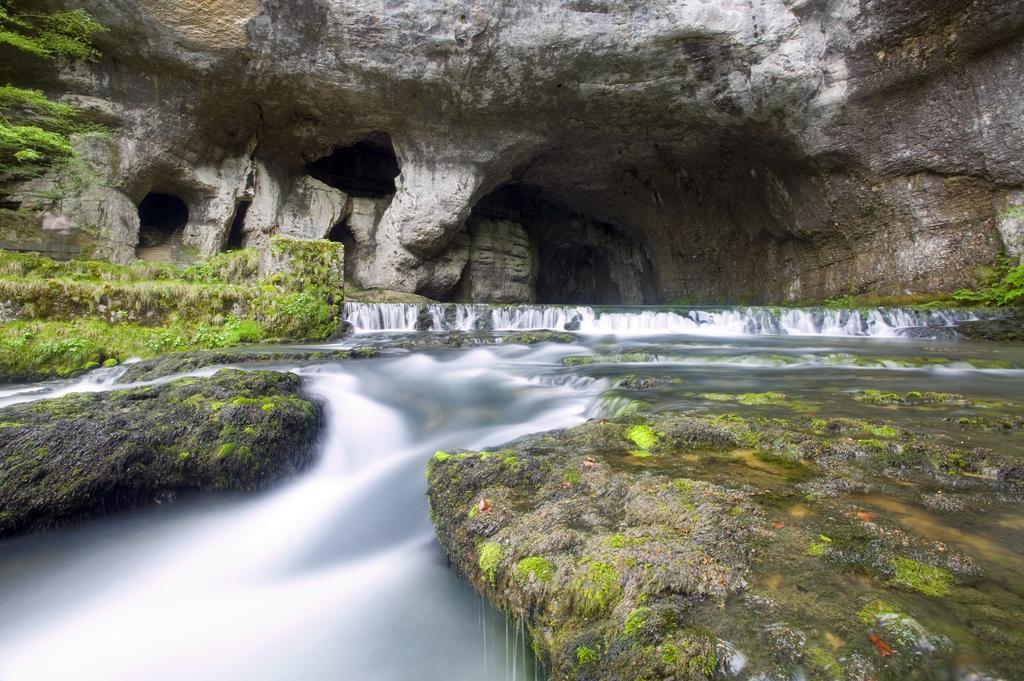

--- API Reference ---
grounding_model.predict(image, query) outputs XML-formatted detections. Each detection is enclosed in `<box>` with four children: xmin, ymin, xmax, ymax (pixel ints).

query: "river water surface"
<box><xmin>0</xmin><ymin>305</ymin><xmax>1022</xmax><ymax>680</ymax></box>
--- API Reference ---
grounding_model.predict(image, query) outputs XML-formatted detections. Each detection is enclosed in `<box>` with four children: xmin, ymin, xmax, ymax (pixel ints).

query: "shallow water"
<box><xmin>1</xmin><ymin>307</ymin><xmax>1022</xmax><ymax>680</ymax></box>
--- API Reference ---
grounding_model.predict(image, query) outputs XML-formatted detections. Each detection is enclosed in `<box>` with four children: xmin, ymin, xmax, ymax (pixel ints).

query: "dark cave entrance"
<box><xmin>535</xmin><ymin>245</ymin><xmax>622</xmax><ymax>305</ymax></box>
<box><xmin>307</xmin><ymin>132</ymin><xmax>400</xmax><ymax>198</ymax></box>
<box><xmin>460</xmin><ymin>183</ymin><xmax>657</xmax><ymax>305</ymax></box>
<box><xmin>136</xmin><ymin>192</ymin><xmax>188</xmax><ymax>261</ymax></box>
<box><xmin>225</xmin><ymin>200</ymin><xmax>251</xmax><ymax>251</ymax></box>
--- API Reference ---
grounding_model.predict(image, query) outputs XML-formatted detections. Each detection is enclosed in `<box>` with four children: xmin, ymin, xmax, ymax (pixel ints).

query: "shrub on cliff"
<box><xmin>0</xmin><ymin>2</ymin><xmax>105</xmax><ymax>186</ymax></box>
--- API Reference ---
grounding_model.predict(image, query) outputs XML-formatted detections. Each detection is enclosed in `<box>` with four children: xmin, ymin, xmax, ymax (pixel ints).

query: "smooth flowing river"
<box><xmin>0</xmin><ymin>304</ymin><xmax>1022</xmax><ymax>681</ymax></box>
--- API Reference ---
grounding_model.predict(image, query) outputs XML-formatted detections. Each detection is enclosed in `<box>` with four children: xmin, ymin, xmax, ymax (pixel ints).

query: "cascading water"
<box><xmin>0</xmin><ymin>344</ymin><xmax>597</xmax><ymax>681</ymax></box>
<box><xmin>343</xmin><ymin>302</ymin><xmax>987</xmax><ymax>337</ymax></box>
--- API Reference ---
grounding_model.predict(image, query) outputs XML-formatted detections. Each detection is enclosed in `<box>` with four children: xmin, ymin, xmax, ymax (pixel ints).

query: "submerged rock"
<box><xmin>0</xmin><ymin>369</ymin><xmax>323</xmax><ymax>537</ymax></box>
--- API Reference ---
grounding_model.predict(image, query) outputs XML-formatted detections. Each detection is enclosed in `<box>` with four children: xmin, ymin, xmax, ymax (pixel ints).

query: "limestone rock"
<box><xmin>7</xmin><ymin>0</ymin><xmax>1024</xmax><ymax>302</ymax></box>
<box><xmin>458</xmin><ymin>218</ymin><xmax>537</xmax><ymax>303</ymax></box>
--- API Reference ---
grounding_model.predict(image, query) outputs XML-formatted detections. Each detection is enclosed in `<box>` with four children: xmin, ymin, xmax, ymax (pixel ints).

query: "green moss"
<box><xmin>807</xmin><ymin>646</ymin><xmax>843</xmax><ymax>680</ymax></box>
<box><xmin>562</xmin><ymin>355</ymin><xmax>596</xmax><ymax>367</ymax></box>
<box><xmin>623</xmin><ymin>607</ymin><xmax>651</xmax><ymax>638</ymax></box>
<box><xmin>661</xmin><ymin>643</ymin><xmax>681</xmax><ymax>665</ymax></box>
<box><xmin>215</xmin><ymin>443</ymin><xmax>237</xmax><ymax>459</ymax></box>
<box><xmin>737</xmin><ymin>392</ymin><xmax>787</xmax><ymax>405</ymax></box>
<box><xmin>515</xmin><ymin>556</ymin><xmax>555</xmax><ymax>583</ymax></box>
<box><xmin>626</xmin><ymin>424</ymin><xmax>660</xmax><ymax>450</ymax></box>
<box><xmin>807</xmin><ymin>536</ymin><xmax>831</xmax><ymax>557</ymax></box>
<box><xmin>700</xmin><ymin>393</ymin><xmax>735</xmax><ymax>402</ymax></box>
<box><xmin>867</xmin><ymin>424</ymin><xmax>899</xmax><ymax>438</ymax></box>
<box><xmin>576</xmin><ymin>646</ymin><xmax>598</xmax><ymax>665</ymax></box>
<box><xmin>572</xmin><ymin>560</ymin><xmax>621</xmax><ymax>615</ymax></box>
<box><xmin>433</xmin><ymin>451</ymin><xmax>452</xmax><ymax>462</ymax></box>
<box><xmin>563</xmin><ymin>468</ymin><xmax>582</xmax><ymax>486</ymax></box>
<box><xmin>889</xmin><ymin>557</ymin><xmax>953</xmax><ymax>596</ymax></box>
<box><xmin>859</xmin><ymin>599</ymin><xmax>899</xmax><ymax>624</ymax></box>
<box><xmin>478</xmin><ymin>541</ymin><xmax>504</xmax><ymax>585</ymax></box>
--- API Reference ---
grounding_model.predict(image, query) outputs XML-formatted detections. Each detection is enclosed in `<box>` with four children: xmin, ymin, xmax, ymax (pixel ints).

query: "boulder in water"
<box><xmin>0</xmin><ymin>369</ymin><xmax>323</xmax><ymax>537</ymax></box>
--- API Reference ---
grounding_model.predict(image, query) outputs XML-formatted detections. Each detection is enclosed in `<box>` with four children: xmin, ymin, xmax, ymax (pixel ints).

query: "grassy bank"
<box><xmin>0</xmin><ymin>240</ymin><xmax>344</xmax><ymax>382</ymax></box>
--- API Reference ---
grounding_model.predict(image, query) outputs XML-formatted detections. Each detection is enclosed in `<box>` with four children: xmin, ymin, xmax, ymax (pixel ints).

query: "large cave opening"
<box><xmin>136</xmin><ymin>192</ymin><xmax>188</xmax><ymax>261</ymax></box>
<box><xmin>307</xmin><ymin>132</ymin><xmax>400</xmax><ymax>198</ymax></box>
<box><xmin>458</xmin><ymin>183</ymin><xmax>657</xmax><ymax>305</ymax></box>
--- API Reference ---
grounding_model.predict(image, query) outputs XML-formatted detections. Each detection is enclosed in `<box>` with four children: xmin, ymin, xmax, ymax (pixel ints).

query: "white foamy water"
<box><xmin>343</xmin><ymin>302</ymin><xmax>984</xmax><ymax>337</ymax></box>
<box><xmin>0</xmin><ymin>347</ymin><xmax>600</xmax><ymax>681</ymax></box>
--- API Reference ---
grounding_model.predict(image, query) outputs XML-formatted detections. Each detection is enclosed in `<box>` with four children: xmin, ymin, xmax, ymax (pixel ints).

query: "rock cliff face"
<box><xmin>7</xmin><ymin>0</ymin><xmax>1024</xmax><ymax>303</ymax></box>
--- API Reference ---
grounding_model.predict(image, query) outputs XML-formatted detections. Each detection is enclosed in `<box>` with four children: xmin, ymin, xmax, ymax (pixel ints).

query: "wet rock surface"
<box><xmin>954</xmin><ymin>314</ymin><xmax>1024</xmax><ymax>343</ymax></box>
<box><xmin>0</xmin><ymin>369</ymin><xmax>323</xmax><ymax>537</ymax></box>
<box><xmin>427</xmin><ymin>406</ymin><xmax>1024</xmax><ymax>680</ymax></box>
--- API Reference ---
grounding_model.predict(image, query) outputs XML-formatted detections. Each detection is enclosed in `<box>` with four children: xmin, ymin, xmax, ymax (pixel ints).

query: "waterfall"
<box><xmin>343</xmin><ymin>302</ymin><xmax>987</xmax><ymax>337</ymax></box>
<box><xmin>343</xmin><ymin>302</ymin><xmax>420</xmax><ymax>332</ymax></box>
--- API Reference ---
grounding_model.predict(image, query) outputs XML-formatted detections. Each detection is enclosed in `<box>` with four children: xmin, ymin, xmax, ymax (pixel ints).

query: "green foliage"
<box><xmin>0</xmin><ymin>248</ymin><xmax>345</xmax><ymax>380</ymax></box>
<box><xmin>623</xmin><ymin>607</ymin><xmax>650</xmax><ymax>638</ymax></box>
<box><xmin>0</xmin><ymin>3</ymin><xmax>105</xmax><ymax>185</ymax></box>
<box><xmin>954</xmin><ymin>257</ymin><xmax>1024</xmax><ymax>307</ymax></box>
<box><xmin>182</xmin><ymin>249</ymin><xmax>260</xmax><ymax>284</ymax></box>
<box><xmin>0</xmin><ymin>4</ymin><xmax>104</xmax><ymax>60</ymax></box>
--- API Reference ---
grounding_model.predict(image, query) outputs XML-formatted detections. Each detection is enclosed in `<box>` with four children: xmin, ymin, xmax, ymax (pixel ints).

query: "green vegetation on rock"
<box><xmin>575</xmin><ymin>646</ymin><xmax>598</xmax><ymax>665</ymax></box>
<box><xmin>625</xmin><ymin>423</ymin><xmax>660</xmax><ymax>450</ymax></box>
<box><xmin>0</xmin><ymin>246</ymin><xmax>345</xmax><ymax>381</ymax></box>
<box><xmin>572</xmin><ymin>560</ymin><xmax>621</xmax><ymax>615</ymax></box>
<box><xmin>515</xmin><ymin>556</ymin><xmax>555</xmax><ymax>583</ymax></box>
<box><xmin>954</xmin><ymin>257</ymin><xmax>1024</xmax><ymax>307</ymax></box>
<box><xmin>889</xmin><ymin>557</ymin><xmax>954</xmax><ymax>596</ymax></box>
<box><xmin>478</xmin><ymin>541</ymin><xmax>504</xmax><ymax>585</ymax></box>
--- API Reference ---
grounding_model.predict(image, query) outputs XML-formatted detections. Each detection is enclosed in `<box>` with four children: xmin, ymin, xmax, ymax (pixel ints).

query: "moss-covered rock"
<box><xmin>428</xmin><ymin>409</ymin><xmax>1023</xmax><ymax>680</ymax></box>
<box><xmin>0</xmin><ymin>369</ymin><xmax>322</xmax><ymax>537</ymax></box>
<box><xmin>117</xmin><ymin>346</ymin><xmax>379</xmax><ymax>383</ymax></box>
<box><xmin>427</xmin><ymin>418</ymin><xmax>761</xmax><ymax>680</ymax></box>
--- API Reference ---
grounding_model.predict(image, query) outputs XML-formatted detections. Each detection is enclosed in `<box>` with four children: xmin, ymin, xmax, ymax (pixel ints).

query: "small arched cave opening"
<box><xmin>224</xmin><ymin>200</ymin><xmax>251</xmax><ymax>251</ymax></box>
<box><xmin>456</xmin><ymin>183</ymin><xmax>658</xmax><ymax>305</ymax></box>
<box><xmin>136</xmin><ymin>192</ymin><xmax>188</xmax><ymax>261</ymax></box>
<box><xmin>307</xmin><ymin>132</ymin><xmax>400</xmax><ymax>198</ymax></box>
